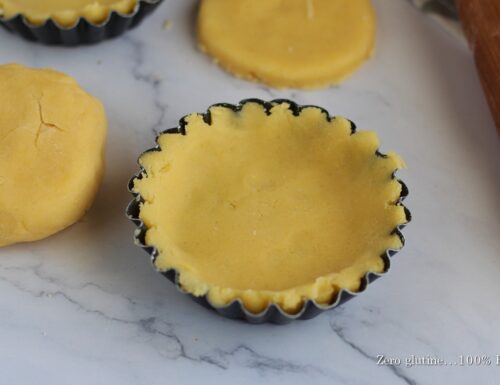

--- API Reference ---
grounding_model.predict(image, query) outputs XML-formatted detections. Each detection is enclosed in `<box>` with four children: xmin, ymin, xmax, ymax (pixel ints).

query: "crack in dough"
<box><xmin>34</xmin><ymin>95</ymin><xmax>66</xmax><ymax>147</ymax></box>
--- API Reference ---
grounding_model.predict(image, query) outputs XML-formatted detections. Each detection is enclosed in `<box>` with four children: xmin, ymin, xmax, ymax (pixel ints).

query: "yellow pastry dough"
<box><xmin>0</xmin><ymin>64</ymin><xmax>107</xmax><ymax>247</ymax></box>
<box><xmin>133</xmin><ymin>101</ymin><xmax>407</xmax><ymax>314</ymax></box>
<box><xmin>0</xmin><ymin>0</ymin><xmax>137</xmax><ymax>26</ymax></box>
<box><xmin>198</xmin><ymin>0</ymin><xmax>376</xmax><ymax>88</ymax></box>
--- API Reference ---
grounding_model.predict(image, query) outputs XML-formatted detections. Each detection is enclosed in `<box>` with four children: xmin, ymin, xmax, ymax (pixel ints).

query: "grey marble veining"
<box><xmin>1</xmin><ymin>1</ymin><xmax>499</xmax><ymax>384</ymax></box>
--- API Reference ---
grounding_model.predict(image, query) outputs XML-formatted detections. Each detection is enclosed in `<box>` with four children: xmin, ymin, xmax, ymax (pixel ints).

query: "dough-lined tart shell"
<box><xmin>127</xmin><ymin>99</ymin><xmax>410</xmax><ymax>324</ymax></box>
<box><xmin>0</xmin><ymin>0</ymin><xmax>162</xmax><ymax>45</ymax></box>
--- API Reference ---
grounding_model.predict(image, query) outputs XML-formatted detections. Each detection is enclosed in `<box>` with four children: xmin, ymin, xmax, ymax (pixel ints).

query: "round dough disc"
<box><xmin>0</xmin><ymin>64</ymin><xmax>107</xmax><ymax>247</ymax></box>
<box><xmin>198</xmin><ymin>0</ymin><xmax>376</xmax><ymax>88</ymax></box>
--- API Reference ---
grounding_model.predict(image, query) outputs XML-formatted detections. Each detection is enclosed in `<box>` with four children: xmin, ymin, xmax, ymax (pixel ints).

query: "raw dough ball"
<box><xmin>198</xmin><ymin>0</ymin><xmax>376</xmax><ymax>88</ymax></box>
<box><xmin>0</xmin><ymin>64</ymin><xmax>107</xmax><ymax>247</ymax></box>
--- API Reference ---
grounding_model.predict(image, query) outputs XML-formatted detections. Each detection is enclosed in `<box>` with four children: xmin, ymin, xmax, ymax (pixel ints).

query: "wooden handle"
<box><xmin>456</xmin><ymin>0</ymin><xmax>500</xmax><ymax>137</ymax></box>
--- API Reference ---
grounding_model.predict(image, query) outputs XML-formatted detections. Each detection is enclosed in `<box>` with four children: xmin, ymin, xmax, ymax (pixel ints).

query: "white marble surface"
<box><xmin>1</xmin><ymin>1</ymin><xmax>499</xmax><ymax>384</ymax></box>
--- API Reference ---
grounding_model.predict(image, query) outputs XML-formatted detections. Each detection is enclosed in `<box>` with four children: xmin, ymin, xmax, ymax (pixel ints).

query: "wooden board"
<box><xmin>456</xmin><ymin>0</ymin><xmax>500</xmax><ymax>136</ymax></box>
